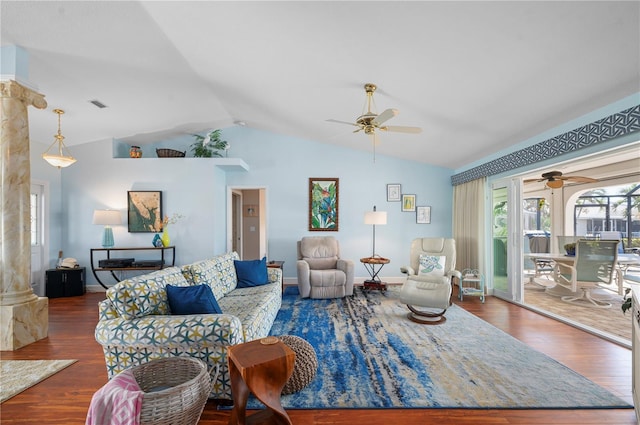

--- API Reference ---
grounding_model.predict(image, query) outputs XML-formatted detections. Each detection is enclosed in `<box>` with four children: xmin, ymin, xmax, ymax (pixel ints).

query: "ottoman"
<box><xmin>278</xmin><ymin>335</ymin><xmax>318</xmax><ymax>394</ymax></box>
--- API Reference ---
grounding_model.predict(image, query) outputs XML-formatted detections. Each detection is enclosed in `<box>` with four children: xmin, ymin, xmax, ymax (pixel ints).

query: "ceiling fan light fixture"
<box><xmin>546</xmin><ymin>179</ymin><xmax>563</xmax><ymax>189</ymax></box>
<box><xmin>327</xmin><ymin>83</ymin><xmax>422</xmax><ymax>140</ymax></box>
<box><xmin>42</xmin><ymin>109</ymin><xmax>76</xmax><ymax>168</ymax></box>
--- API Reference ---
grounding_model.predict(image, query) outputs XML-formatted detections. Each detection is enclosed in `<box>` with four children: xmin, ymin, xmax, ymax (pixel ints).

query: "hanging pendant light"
<box><xmin>42</xmin><ymin>108</ymin><xmax>76</xmax><ymax>168</ymax></box>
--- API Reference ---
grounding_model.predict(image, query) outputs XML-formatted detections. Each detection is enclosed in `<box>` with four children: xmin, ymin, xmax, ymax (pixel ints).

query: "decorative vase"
<box><xmin>152</xmin><ymin>233</ymin><xmax>162</xmax><ymax>247</ymax></box>
<box><xmin>129</xmin><ymin>145</ymin><xmax>142</xmax><ymax>158</ymax></box>
<box><xmin>161</xmin><ymin>227</ymin><xmax>170</xmax><ymax>247</ymax></box>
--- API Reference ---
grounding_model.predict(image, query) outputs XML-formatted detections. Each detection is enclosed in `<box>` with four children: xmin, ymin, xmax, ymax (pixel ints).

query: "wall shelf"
<box><xmin>112</xmin><ymin>157</ymin><xmax>249</xmax><ymax>171</ymax></box>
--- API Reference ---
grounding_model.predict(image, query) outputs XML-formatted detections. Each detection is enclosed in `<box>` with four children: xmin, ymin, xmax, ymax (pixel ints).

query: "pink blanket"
<box><xmin>86</xmin><ymin>369</ymin><xmax>144</xmax><ymax>425</ymax></box>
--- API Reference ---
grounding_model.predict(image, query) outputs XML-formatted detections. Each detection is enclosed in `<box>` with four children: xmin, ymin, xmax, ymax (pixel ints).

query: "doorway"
<box><xmin>228</xmin><ymin>187</ymin><xmax>267</xmax><ymax>260</ymax></box>
<box><xmin>490</xmin><ymin>178</ymin><xmax>524</xmax><ymax>302</ymax></box>
<box><xmin>30</xmin><ymin>181</ymin><xmax>49</xmax><ymax>297</ymax></box>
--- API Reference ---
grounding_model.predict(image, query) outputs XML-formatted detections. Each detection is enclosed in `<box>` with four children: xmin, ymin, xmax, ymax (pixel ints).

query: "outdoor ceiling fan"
<box><xmin>327</xmin><ymin>83</ymin><xmax>422</xmax><ymax>138</ymax></box>
<box><xmin>524</xmin><ymin>171</ymin><xmax>598</xmax><ymax>189</ymax></box>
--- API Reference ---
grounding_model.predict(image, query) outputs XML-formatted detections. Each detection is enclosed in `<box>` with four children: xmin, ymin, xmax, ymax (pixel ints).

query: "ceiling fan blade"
<box><xmin>562</xmin><ymin>176</ymin><xmax>598</xmax><ymax>183</ymax></box>
<box><xmin>326</xmin><ymin>119</ymin><xmax>360</xmax><ymax>127</ymax></box>
<box><xmin>523</xmin><ymin>178</ymin><xmax>541</xmax><ymax>184</ymax></box>
<box><xmin>372</xmin><ymin>108</ymin><xmax>398</xmax><ymax>126</ymax></box>
<box><xmin>381</xmin><ymin>125</ymin><xmax>423</xmax><ymax>134</ymax></box>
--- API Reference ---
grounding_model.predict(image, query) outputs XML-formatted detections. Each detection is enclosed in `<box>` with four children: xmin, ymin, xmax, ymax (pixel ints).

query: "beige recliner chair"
<box><xmin>297</xmin><ymin>236</ymin><xmax>354</xmax><ymax>299</ymax></box>
<box><xmin>399</xmin><ymin>237</ymin><xmax>461</xmax><ymax>324</ymax></box>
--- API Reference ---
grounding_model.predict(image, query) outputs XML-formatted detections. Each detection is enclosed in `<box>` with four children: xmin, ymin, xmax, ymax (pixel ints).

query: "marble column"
<box><xmin>0</xmin><ymin>80</ymin><xmax>49</xmax><ymax>350</ymax></box>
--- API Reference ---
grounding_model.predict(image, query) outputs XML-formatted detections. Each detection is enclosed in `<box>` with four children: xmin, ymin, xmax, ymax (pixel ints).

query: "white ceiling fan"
<box><xmin>327</xmin><ymin>83</ymin><xmax>422</xmax><ymax>137</ymax></box>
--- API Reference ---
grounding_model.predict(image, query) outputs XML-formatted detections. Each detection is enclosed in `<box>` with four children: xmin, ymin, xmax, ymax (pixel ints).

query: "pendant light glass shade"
<box><xmin>42</xmin><ymin>109</ymin><xmax>76</xmax><ymax>168</ymax></box>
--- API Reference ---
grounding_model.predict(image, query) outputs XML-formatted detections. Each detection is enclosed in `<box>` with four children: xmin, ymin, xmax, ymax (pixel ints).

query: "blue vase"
<box><xmin>152</xmin><ymin>234</ymin><xmax>162</xmax><ymax>247</ymax></box>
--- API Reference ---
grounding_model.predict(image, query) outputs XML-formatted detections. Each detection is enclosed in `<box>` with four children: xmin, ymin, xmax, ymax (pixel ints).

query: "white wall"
<box><xmin>56</xmin><ymin>127</ymin><xmax>453</xmax><ymax>288</ymax></box>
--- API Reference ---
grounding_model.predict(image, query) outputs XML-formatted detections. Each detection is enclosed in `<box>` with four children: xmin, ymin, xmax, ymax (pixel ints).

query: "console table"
<box><xmin>90</xmin><ymin>246</ymin><xmax>175</xmax><ymax>289</ymax></box>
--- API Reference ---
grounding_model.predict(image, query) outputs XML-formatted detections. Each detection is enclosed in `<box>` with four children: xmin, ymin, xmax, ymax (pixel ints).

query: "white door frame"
<box><xmin>30</xmin><ymin>180</ymin><xmax>50</xmax><ymax>297</ymax></box>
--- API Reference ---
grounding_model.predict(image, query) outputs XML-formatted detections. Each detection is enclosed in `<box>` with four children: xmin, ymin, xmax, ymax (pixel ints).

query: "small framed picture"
<box><xmin>386</xmin><ymin>184</ymin><xmax>401</xmax><ymax>202</ymax></box>
<box><xmin>401</xmin><ymin>194</ymin><xmax>416</xmax><ymax>212</ymax></box>
<box><xmin>416</xmin><ymin>206</ymin><xmax>431</xmax><ymax>224</ymax></box>
<box><xmin>244</xmin><ymin>205</ymin><xmax>259</xmax><ymax>217</ymax></box>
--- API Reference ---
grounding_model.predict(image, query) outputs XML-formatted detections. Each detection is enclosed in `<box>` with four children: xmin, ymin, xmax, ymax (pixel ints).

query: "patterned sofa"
<box><xmin>94</xmin><ymin>251</ymin><xmax>282</xmax><ymax>400</ymax></box>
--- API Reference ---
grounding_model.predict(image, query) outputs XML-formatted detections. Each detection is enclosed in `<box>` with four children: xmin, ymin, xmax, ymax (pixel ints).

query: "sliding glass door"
<box><xmin>490</xmin><ymin>178</ymin><xmax>523</xmax><ymax>301</ymax></box>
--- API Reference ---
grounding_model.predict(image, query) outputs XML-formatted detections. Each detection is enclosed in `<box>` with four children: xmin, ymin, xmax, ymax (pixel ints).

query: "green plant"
<box><xmin>191</xmin><ymin>129</ymin><xmax>228</xmax><ymax>158</ymax></box>
<box><xmin>563</xmin><ymin>243</ymin><xmax>576</xmax><ymax>255</ymax></box>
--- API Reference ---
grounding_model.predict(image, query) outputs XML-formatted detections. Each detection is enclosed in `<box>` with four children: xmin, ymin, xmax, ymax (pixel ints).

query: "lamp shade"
<box><xmin>92</xmin><ymin>210</ymin><xmax>122</xmax><ymax>225</ymax></box>
<box><xmin>364</xmin><ymin>211</ymin><xmax>387</xmax><ymax>225</ymax></box>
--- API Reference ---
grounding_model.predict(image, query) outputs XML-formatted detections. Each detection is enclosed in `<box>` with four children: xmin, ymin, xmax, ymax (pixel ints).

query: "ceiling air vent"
<box><xmin>89</xmin><ymin>99</ymin><xmax>107</xmax><ymax>109</ymax></box>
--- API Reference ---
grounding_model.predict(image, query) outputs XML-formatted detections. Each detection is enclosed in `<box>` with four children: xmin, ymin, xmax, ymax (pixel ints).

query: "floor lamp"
<box><xmin>92</xmin><ymin>210</ymin><xmax>122</xmax><ymax>248</ymax></box>
<box><xmin>364</xmin><ymin>206</ymin><xmax>387</xmax><ymax>258</ymax></box>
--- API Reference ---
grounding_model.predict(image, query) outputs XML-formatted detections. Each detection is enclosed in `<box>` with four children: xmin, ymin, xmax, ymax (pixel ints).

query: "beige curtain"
<box><xmin>453</xmin><ymin>177</ymin><xmax>486</xmax><ymax>272</ymax></box>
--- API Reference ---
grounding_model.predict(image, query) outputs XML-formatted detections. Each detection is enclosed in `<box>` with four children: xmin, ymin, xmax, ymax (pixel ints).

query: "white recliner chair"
<box><xmin>297</xmin><ymin>236</ymin><xmax>354</xmax><ymax>299</ymax></box>
<box><xmin>399</xmin><ymin>238</ymin><xmax>461</xmax><ymax>324</ymax></box>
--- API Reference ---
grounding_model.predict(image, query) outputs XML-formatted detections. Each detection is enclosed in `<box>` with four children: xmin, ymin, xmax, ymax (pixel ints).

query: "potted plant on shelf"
<box><xmin>563</xmin><ymin>243</ymin><xmax>576</xmax><ymax>256</ymax></box>
<box><xmin>191</xmin><ymin>129</ymin><xmax>229</xmax><ymax>158</ymax></box>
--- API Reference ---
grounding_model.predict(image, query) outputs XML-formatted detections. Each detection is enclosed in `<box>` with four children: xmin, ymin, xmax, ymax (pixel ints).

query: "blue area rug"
<box><xmin>253</xmin><ymin>286</ymin><xmax>631</xmax><ymax>409</ymax></box>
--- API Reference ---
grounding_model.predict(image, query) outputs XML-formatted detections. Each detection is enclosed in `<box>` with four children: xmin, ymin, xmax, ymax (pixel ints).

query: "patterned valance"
<box><xmin>451</xmin><ymin>105</ymin><xmax>640</xmax><ymax>186</ymax></box>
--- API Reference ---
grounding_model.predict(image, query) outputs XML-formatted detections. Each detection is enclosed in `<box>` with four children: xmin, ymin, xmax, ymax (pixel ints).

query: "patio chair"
<box><xmin>554</xmin><ymin>240</ymin><xmax>619</xmax><ymax>308</ymax></box>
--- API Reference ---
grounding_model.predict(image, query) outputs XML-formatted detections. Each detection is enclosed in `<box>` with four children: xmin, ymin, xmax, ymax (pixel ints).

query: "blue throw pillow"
<box><xmin>234</xmin><ymin>257</ymin><xmax>269</xmax><ymax>288</ymax></box>
<box><xmin>166</xmin><ymin>284</ymin><xmax>222</xmax><ymax>315</ymax></box>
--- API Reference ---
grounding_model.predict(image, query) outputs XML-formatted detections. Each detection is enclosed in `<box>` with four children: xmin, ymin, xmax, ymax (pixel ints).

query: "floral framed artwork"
<box><xmin>309</xmin><ymin>178</ymin><xmax>339</xmax><ymax>231</ymax></box>
<box><xmin>386</xmin><ymin>184</ymin><xmax>401</xmax><ymax>202</ymax></box>
<box><xmin>402</xmin><ymin>194</ymin><xmax>416</xmax><ymax>212</ymax></box>
<box><xmin>127</xmin><ymin>191</ymin><xmax>163</xmax><ymax>232</ymax></box>
<box><xmin>416</xmin><ymin>206</ymin><xmax>431</xmax><ymax>224</ymax></box>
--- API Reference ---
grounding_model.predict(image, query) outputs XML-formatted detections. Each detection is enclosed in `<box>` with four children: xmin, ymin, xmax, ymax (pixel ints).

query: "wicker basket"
<box><xmin>131</xmin><ymin>357</ymin><xmax>211</xmax><ymax>425</ymax></box>
<box><xmin>156</xmin><ymin>148</ymin><xmax>186</xmax><ymax>158</ymax></box>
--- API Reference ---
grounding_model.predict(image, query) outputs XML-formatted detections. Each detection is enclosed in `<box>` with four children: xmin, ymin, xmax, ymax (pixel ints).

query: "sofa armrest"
<box><xmin>267</xmin><ymin>267</ymin><xmax>282</xmax><ymax>286</ymax></box>
<box><xmin>400</xmin><ymin>266</ymin><xmax>416</xmax><ymax>276</ymax></box>
<box><xmin>95</xmin><ymin>314</ymin><xmax>244</xmax><ymax>348</ymax></box>
<box><xmin>447</xmin><ymin>269</ymin><xmax>462</xmax><ymax>282</ymax></box>
<box><xmin>98</xmin><ymin>298</ymin><xmax>120</xmax><ymax>321</ymax></box>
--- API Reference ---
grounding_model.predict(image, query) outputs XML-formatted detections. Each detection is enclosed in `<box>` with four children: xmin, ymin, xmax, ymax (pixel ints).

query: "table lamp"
<box><xmin>364</xmin><ymin>205</ymin><xmax>387</xmax><ymax>258</ymax></box>
<box><xmin>92</xmin><ymin>210</ymin><xmax>122</xmax><ymax>248</ymax></box>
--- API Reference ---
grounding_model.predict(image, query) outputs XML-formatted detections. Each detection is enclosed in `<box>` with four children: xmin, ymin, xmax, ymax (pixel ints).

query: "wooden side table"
<box><xmin>360</xmin><ymin>256</ymin><xmax>390</xmax><ymax>291</ymax></box>
<box><xmin>228</xmin><ymin>338</ymin><xmax>295</xmax><ymax>425</ymax></box>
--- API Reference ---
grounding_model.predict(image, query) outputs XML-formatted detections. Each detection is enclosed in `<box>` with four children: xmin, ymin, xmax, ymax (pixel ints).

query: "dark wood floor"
<box><xmin>0</xmin><ymin>289</ymin><xmax>636</xmax><ymax>425</ymax></box>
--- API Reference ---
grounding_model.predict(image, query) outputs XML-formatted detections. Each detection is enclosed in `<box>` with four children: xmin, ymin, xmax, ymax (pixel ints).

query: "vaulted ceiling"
<box><xmin>2</xmin><ymin>1</ymin><xmax>639</xmax><ymax>169</ymax></box>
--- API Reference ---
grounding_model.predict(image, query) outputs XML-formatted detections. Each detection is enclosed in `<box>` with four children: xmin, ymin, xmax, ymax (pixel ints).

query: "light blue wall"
<box><xmin>59</xmin><ymin>127</ymin><xmax>453</xmax><ymax>287</ymax></box>
<box><xmin>0</xmin><ymin>46</ymin><xmax>29</xmax><ymax>82</ymax></box>
<box><xmin>37</xmin><ymin>94</ymin><xmax>639</xmax><ymax>290</ymax></box>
